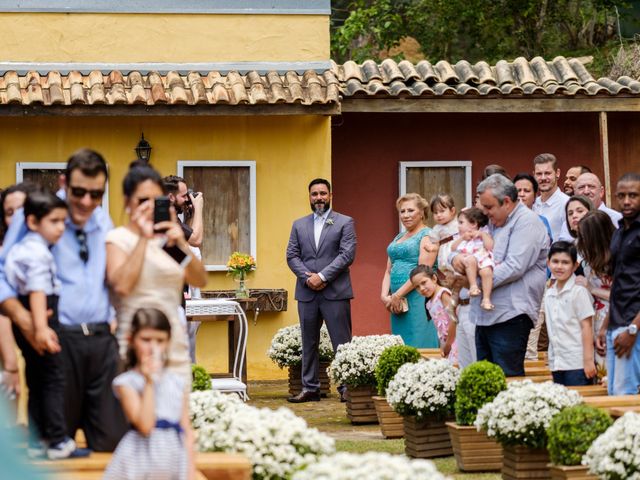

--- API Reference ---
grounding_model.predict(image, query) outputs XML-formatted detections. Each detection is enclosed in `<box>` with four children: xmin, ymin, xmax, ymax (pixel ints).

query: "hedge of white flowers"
<box><xmin>584</xmin><ymin>411</ymin><xmax>640</xmax><ymax>479</ymax></box>
<box><xmin>386</xmin><ymin>359</ymin><xmax>459</xmax><ymax>419</ymax></box>
<box><xmin>190</xmin><ymin>390</ymin><xmax>335</xmax><ymax>480</ymax></box>
<box><xmin>267</xmin><ymin>324</ymin><xmax>334</xmax><ymax>368</ymax></box>
<box><xmin>291</xmin><ymin>452</ymin><xmax>450</xmax><ymax>480</ymax></box>
<box><xmin>475</xmin><ymin>380</ymin><xmax>582</xmax><ymax>449</ymax></box>
<box><xmin>328</xmin><ymin>335</ymin><xmax>403</xmax><ymax>387</ymax></box>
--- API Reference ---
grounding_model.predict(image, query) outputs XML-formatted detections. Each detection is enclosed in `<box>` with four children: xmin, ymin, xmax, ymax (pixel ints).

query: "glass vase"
<box><xmin>234</xmin><ymin>271</ymin><xmax>250</xmax><ymax>299</ymax></box>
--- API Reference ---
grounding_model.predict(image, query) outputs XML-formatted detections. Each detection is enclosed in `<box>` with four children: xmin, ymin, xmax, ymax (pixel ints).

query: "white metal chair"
<box><xmin>185</xmin><ymin>298</ymin><xmax>249</xmax><ymax>401</ymax></box>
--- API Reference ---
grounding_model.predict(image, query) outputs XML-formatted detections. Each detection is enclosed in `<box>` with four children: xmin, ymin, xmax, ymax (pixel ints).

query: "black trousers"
<box><xmin>13</xmin><ymin>324</ymin><xmax>66</xmax><ymax>444</ymax></box>
<box><xmin>475</xmin><ymin>314</ymin><xmax>533</xmax><ymax>377</ymax></box>
<box><xmin>59</xmin><ymin>325</ymin><xmax>127</xmax><ymax>452</ymax></box>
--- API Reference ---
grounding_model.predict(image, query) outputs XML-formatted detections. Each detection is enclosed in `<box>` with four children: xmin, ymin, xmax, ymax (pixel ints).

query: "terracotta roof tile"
<box><xmin>0</xmin><ymin>68</ymin><xmax>339</xmax><ymax>108</ymax></box>
<box><xmin>0</xmin><ymin>56</ymin><xmax>636</xmax><ymax>110</ymax></box>
<box><xmin>332</xmin><ymin>56</ymin><xmax>639</xmax><ymax>98</ymax></box>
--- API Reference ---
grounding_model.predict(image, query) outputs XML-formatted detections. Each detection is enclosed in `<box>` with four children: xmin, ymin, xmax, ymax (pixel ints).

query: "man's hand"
<box><xmin>305</xmin><ymin>272</ymin><xmax>326</xmax><ymax>291</ymax></box>
<box><xmin>190</xmin><ymin>192</ymin><xmax>204</xmax><ymax>212</ymax></box>
<box><xmin>613</xmin><ymin>330</ymin><xmax>637</xmax><ymax>358</ymax></box>
<box><xmin>583</xmin><ymin>361</ymin><xmax>597</xmax><ymax>379</ymax></box>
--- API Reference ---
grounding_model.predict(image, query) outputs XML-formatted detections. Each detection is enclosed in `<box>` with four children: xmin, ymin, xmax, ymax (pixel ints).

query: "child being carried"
<box><xmin>450</xmin><ymin>207</ymin><xmax>495</xmax><ymax>311</ymax></box>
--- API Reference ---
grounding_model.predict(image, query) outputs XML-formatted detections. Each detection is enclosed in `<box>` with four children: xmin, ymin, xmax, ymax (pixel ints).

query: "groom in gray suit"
<box><xmin>286</xmin><ymin>178</ymin><xmax>357</xmax><ymax>403</ymax></box>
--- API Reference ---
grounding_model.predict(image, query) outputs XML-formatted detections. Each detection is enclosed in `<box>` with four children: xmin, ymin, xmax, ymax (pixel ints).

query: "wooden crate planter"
<box><xmin>502</xmin><ymin>445</ymin><xmax>550</xmax><ymax>480</ymax></box>
<box><xmin>446</xmin><ymin>422</ymin><xmax>502</xmax><ymax>472</ymax></box>
<box><xmin>549</xmin><ymin>465</ymin><xmax>597</xmax><ymax>480</ymax></box>
<box><xmin>288</xmin><ymin>361</ymin><xmax>331</xmax><ymax>397</ymax></box>
<box><xmin>345</xmin><ymin>385</ymin><xmax>378</xmax><ymax>424</ymax></box>
<box><xmin>372</xmin><ymin>396</ymin><xmax>404</xmax><ymax>438</ymax></box>
<box><xmin>403</xmin><ymin>416</ymin><xmax>452</xmax><ymax>459</ymax></box>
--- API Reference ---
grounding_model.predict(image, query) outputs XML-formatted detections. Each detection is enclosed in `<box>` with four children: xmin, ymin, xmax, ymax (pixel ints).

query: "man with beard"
<box><xmin>563</xmin><ymin>165</ymin><xmax>591</xmax><ymax>196</ymax></box>
<box><xmin>162</xmin><ymin>175</ymin><xmax>203</xmax><ymax>248</ymax></box>
<box><xmin>286</xmin><ymin>178</ymin><xmax>356</xmax><ymax>403</ymax></box>
<box><xmin>533</xmin><ymin>153</ymin><xmax>570</xmax><ymax>240</ymax></box>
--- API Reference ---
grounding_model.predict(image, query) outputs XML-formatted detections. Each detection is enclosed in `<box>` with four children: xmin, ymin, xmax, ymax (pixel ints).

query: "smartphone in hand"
<box><xmin>153</xmin><ymin>196</ymin><xmax>171</xmax><ymax>231</ymax></box>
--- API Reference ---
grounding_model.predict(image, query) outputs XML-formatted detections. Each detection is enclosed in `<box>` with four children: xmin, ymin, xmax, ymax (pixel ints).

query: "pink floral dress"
<box><xmin>454</xmin><ymin>235</ymin><xmax>495</xmax><ymax>270</ymax></box>
<box><xmin>426</xmin><ymin>287</ymin><xmax>458</xmax><ymax>363</ymax></box>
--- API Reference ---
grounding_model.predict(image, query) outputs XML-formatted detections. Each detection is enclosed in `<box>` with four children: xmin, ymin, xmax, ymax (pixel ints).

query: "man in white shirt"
<box><xmin>563</xmin><ymin>165</ymin><xmax>592</xmax><ymax>196</ymax></box>
<box><xmin>533</xmin><ymin>153</ymin><xmax>570</xmax><ymax>240</ymax></box>
<box><xmin>575</xmin><ymin>172</ymin><xmax>623</xmax><ymax>226</ymax></box>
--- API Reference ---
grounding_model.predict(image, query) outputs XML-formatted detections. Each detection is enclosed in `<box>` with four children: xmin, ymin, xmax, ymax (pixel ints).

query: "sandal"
<box><xmin>481</xmin><ymin>300</ymin><xmax>495</xmax><ymax>311</ymax></box>
<box><xmin>469</xmin><ymin>286</ymin><xmax>481</xmax><ymax>297</ymax></box>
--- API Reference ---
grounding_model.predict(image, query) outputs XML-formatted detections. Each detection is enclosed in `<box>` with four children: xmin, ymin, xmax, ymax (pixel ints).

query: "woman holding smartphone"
<box><xmin>105</xmin><ymin>162</ymin><xmax>207</xmax><ymax>381</ymax></box>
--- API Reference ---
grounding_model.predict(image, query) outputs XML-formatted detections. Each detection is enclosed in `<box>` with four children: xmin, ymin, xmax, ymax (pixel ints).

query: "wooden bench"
<box><xmin>524</xmin><ymin>365</ymin><xmax>552</xmax><ymax>377</ymax></box>
<box><xmin>567</xmin><ymin>384</ymin><xmax>608</xmax><ymax>397</ymax></box>
<box><xmin>609</xmin><ymin>406</ymin><xmax>640</xmax><ymax>418</ymax></box>
<box><xmin>34</xmin><ymin>452</ymin><xmax>252</xmax><ymax>480</ymax></box>
<box><xmin>582</xmin><ymin>395</ymin><xmax>640</xmax><ymax>414</ymax></box>
<box><xmin>507</xmin><ymin>375</ymin><xmax>553</xmax><ymax>383</ymax></box>
<box><xmin>418</xmin><ymin>348</ymin><xmax>442</xmax><ymax>360</ymax></box>
<box><xmin>524</xmin><ymin>359</ymin><xmax>546</xmax><ymax>368</ymax></box>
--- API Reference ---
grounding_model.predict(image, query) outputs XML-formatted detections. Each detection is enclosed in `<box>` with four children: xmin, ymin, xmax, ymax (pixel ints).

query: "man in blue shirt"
<box><xmin>0</xmin><ymin>149</ymin><xmax>126</xmax><ymax>451</ymax></box>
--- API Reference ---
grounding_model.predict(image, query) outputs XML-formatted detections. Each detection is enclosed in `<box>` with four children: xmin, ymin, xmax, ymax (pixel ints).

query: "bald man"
<box><xmin>575</xmin><ymin>173</ymin><xmax>623</xmax><ymax>226</ymax></box>
<box><xmin>557</xmin><ymin>172</ymin><xmax>622</xmax><ymax>241</ymax></box>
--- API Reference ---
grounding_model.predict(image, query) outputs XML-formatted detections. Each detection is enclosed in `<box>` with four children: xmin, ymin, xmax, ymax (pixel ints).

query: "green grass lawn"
<box><xmin>249</xmin><ymin>381</ymin><xmax>500</xmax><ymax>479</ymax></box>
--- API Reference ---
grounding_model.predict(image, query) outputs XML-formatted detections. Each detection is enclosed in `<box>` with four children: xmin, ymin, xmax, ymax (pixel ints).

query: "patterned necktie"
<box><xmin>76</xmin><ymin>229</ymin><xmax>89</xmax><ymax>263</ymax></box>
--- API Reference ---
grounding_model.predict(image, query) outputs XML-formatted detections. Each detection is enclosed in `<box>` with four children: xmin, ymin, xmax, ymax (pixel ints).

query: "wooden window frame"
<box><xmin>15</xmin><ymin>161</ymin><xmax>110</xmax><ymax>210</ymax></box>
<box><xmin>177</xmin><ymin>160</ymin><xmax>257</xmax><ymax>272</ymax></box>
<box><xmin>398</xmin><ymin>161</ymin><xmax>472</xmax><ymax>231</ymax></box>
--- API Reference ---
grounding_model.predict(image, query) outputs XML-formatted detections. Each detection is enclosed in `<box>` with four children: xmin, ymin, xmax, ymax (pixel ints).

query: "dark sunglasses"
<box><xmin>69</xmin><ymin>186</ymin><xmax>105</xmax><ymax>200</ymax></box>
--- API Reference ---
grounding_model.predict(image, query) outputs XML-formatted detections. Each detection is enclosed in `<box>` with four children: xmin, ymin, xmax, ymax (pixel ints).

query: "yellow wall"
<box><xmin>0</xmin><ymin>115</ymin><xmax>331</xmax><ymax>379</ymax></box>
<box><xmin>0</xmin><ymin>13</ymin><xmax>329</xmax><ymax>62</ymax></box>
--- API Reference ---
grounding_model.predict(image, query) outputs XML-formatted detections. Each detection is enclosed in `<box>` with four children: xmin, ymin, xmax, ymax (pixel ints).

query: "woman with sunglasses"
<box><xmin>105</xmin><ymin>162</ymin><xmax>206</xmax><ymax>382</ymax></box>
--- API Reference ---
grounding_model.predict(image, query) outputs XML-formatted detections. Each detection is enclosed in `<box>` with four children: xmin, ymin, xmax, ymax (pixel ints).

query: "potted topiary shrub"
<box><xmin>386</xmin><ymin>359</ymin><xmax>460</xmax><ymax>459</ymax></box>
<box><xmin>267</xmin><ymin>324</ymin><xmax>334</xmax><ymax>397</ymax></box>
<box><xmin>547</xmin><ymin>405</ymin><xmax>612</xmax><ymax>480</ymax></box>
<box><xmin>192</xmin><ymin>364</ymin><xmax>212</xmax><ymax>391</ymax></box>
<box><xmin>446</xmin><ymin>360</ymin><xmax>506</xmax><ymax>472</ymax></box>
<box><xmin>329</xmin><ymin>335</ymin><xmax>404</xmax><ymax>424</ymax></box>
<box><xmin>475</xmin><ymin>380</ymin><xmax>582</xmax><ymax>480</ymax></box>
<box><xmin>372</xmin><ymin>345</ymin><xmax>421</xmax><ymax>438</ymax></box>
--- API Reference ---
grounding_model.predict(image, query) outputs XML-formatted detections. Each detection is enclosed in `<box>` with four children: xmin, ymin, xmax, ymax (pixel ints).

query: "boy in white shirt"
<box><xmin>544</xmin><ymin>241</ymin><xmax>596</xmax><ymax>386</ymax></box>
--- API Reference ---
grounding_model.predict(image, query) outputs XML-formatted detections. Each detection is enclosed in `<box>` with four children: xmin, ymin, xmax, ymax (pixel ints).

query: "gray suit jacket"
<box><xmin>286</xmin><ymin>211</ymin><xmax>356</xmax><ymax>302</ymax></box>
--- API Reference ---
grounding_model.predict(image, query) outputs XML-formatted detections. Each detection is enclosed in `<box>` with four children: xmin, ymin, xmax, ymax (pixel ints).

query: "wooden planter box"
<box><xmin>502</xmin><ymin>445</ymin><xmax>550</xmax><ymax>480</ymax></box>
<box><xmin>549</xmin><ymin>465</ymin><xmax>597</xmax><ymax>480</ymax></box>
<box><xmin>288</xmin><ymin>361</ymin><xmax>331</xmax><ymax>397</ymax></box>
<box><xmin>403</xmin><ymin>415</ymin><xmax>452</xmax><ymax>459</ymax></box>
<box><xmin>372</xmin><ymin>395</ymin><xmax>404</xmax><ymax>438</ymax></box>
<box><xmin>345</xmin><ymin>385</ymin><xmax>378</xmax><ymax>424</ymax></box>
<box><xmin>446</xmin><ymin>422</ymin><xmax>502</xmax><ymax>472</ymax></box>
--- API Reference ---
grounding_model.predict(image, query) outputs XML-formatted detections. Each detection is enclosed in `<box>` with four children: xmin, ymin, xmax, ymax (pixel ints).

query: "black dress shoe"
<box><xmin>287</xmin><ymin>390</ymin><xmax>321</xmax><ymax>403</ymax></box>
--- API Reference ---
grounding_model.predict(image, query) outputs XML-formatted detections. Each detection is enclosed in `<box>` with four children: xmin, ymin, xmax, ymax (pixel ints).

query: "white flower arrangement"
<box><xmin>267</xmin><ymin>324</ymin><xmax>334</xmax><ymax>368</ymax></box>
<box><xmin>328</xmin><ymin>335</ymin><xmax>404</xmax><ymax>387</ymax></box>
<box><xmin>385</xmin><ymin>359</ymin><xmax>459</xmax><ymax>419</ymax></box>
<box><xmin>474</xmin><ymin>380</ymin><xmax>582</xmax><ymax>449</ymax></box>
<box><xmin>190</xmin><ymin>390</ymin><xmax>335</xmax><ymax>480</ymax></box>
<box><xmin>583</xmin><ymin>411</ymin><xmax>640</xmax><ymax>479</ymax></box>
<box><xmin>291</xmin><ymin>451</ymin><xmax>450</xmax><ymax>480</ymax></box>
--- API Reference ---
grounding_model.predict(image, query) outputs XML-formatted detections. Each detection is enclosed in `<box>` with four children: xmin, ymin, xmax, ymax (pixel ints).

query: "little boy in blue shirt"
<box><xmin>5</xmin><ymin>191</ymin><xmax>88</xmax><ymax>459</ymax></box>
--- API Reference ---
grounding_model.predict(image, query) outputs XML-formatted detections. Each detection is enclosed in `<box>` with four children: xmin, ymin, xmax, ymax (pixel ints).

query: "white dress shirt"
<box><xmin>313</xmin><ymin>209</ymin><xmax>331</xmax><ymax>282</ymax></box>
<box><xmin>533</xmin><ymin>187</ymin><xmax>569</xmax><ymax>241</ymax></box>
<box><xmin>4</xmin><ymin>231</ymin><xmax>61</xmax><ymax>296</ymax></box>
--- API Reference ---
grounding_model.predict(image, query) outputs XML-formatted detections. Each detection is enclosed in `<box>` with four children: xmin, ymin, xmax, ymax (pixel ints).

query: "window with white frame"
<box><xmin>177</xmin><ymin>161</ymin><xmax>256</xmax><ymax>271</ymax></box>
<box><xmin>16</xmin><ymin>162</ymin><xmax>110</xmax><ymax>210</ymax></box>
<box><xmin>399</xmin><ymin>161</ymin><xmax>472</xmax><ymax>228</ymax></box>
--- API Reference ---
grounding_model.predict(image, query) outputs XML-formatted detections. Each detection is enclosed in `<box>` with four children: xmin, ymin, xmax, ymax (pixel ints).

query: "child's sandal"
<box><xmin>469</xmin><ymin>286</ymin><xmax>481</xmax><ymax>297</ymax></box>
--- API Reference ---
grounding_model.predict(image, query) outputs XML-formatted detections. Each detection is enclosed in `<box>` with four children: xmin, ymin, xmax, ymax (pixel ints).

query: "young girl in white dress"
<box><xmin>104</xmin><ymin>308</ymin><xmax>193</xmax><ymax>480</ymax></box>
<box><xmin>425</xmin><ymin>194</ymin><xmax>458</xmax><ymax>279</ymax></box>
<box><xmin>450</xmin><ymin>207</ymin><xmax>495</xmax><ymax>311</ymax></box>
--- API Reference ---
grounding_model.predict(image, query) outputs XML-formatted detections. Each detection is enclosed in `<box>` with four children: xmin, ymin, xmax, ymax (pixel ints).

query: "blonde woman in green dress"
<box><xmin>381</xmin><ymin>193</ymin><xmax>439</xmax><ymax>348</ymax></box>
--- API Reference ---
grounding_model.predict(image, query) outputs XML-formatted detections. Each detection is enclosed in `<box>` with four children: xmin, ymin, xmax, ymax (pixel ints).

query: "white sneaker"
<box><xmin>27</xmin><ymin>439</ymin><xmax>47</xmax><ymax>459</ymax></box>
<box><xmin>47</xmin><ymin>437</ymin><xmax>76</xmax><ymax>460</ymax></box>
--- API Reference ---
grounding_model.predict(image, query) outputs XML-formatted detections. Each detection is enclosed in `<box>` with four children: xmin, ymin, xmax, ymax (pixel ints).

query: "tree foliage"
<box><xmin>331</xmin><ymin>0</ymin><xmax>626</xmax><ymax>64</ymax></box>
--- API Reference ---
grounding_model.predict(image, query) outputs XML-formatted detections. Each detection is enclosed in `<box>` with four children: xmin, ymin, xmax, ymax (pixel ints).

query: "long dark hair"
<box><xmin>576</xmin><ymin>210</ymin><xmax>615</xmax><ymax>278</ymax></box>
<box><xmin>565</xmin><ymin>195</ymin><xmax>594</xmax><ymax>238</ymax></box>
<box><xmin>126</xmin><ymin>308</ymin><xmax>172</xmax><ymax>369</ymax></box>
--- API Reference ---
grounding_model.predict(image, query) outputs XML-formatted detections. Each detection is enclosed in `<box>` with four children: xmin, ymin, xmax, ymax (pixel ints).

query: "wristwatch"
<box><xmin>628</xmin><ymin>324</ymin><xmax>638</xmax><ymax>336</ymax></box>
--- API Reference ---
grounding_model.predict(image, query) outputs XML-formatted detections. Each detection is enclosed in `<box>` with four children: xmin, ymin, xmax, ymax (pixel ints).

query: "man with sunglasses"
<box><xmin>0</xmin><ymin>148</ymin><xmax>126</xmax><ymax>453</ymax></box>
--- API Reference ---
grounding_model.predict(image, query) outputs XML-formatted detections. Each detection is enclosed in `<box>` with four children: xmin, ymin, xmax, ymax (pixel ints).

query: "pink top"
<box><xmin>426</xmin><ymin>287</ymin><xmax>458</xmax><ymax>363</ymax></box>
